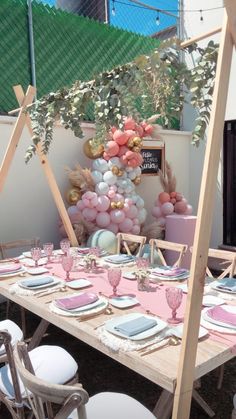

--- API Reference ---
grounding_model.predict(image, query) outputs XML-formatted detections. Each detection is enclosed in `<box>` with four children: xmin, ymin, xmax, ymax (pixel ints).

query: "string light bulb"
<box><xmin>112</xmin><ymin>0</ymin><xmax>116</xmax><ymax>16</ymax></box>
<box><xmin>200</xmin><ymin>9</ymin><xmax>203</xmax><ymax>21</ymax></box>
<box><xmin>155</xmin><ymin>11</ymin><xmax>160</xmax><ymax>26</ymax></box>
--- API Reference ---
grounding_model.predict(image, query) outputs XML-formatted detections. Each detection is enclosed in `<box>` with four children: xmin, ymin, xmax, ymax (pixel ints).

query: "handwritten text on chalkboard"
<box><xmin>141</xmin><ymin>146</ymin><xmax>165</xmax><ymax>175</ymax></box>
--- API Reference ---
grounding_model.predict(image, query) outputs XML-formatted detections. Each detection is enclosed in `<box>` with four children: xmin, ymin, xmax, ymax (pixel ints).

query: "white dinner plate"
<box><xmin>21</xmin><ymin>258</ymin><xmax>47</xmax><ymax>267</ymax></box>
<box><xmin>177</xmin><ymin>283</ymin><xmax>188</xmax><ymax>293</ymax></box>
<box><xmin>202</xmin><ymin>305</ymin><xmax>236</xmax><ymax>330</ymax></box>
<box><xmin>171</xmin><ymin>324</ymin><xmax>208</xmax><ymax>340</ymax></box>
<box><xmin>0</xmin><ymin>268</ymin><xmax>25</xmax><ymax>278</ymax></box>
<box><xmin>66</xmin><ymin>279</ymin><xmax>92</xmax><ymax>289</ymax></box>
<box><xmin>200</xmin><ymin>306</ymin><xmax>236</xmax><ymax>334</ymax></box>
<box><xmin>122</xmin><ymin>272</ymin><xmax>136</xmax><ymax>280</ymax></box>
<box><xmin>24</xmin><ymin>267</ymin><xmax>49</xmax><ymax>275</ymax></box>
<box><xmin>18</xmin><ymin>276</ymin><xmax>61</xmax><ymax>290</ymax></box>
<box><xmin>202</xmin><ymin>295</ymin><xmax>225</xmax><ymax>307</ymax></box>
<box><xmin>104</xmin><ymin>312</ymin><xmax>167</xmax><ymax>341</ymax></box>
<box><xmin>149</xmin><ymin>273</ymin><xmax>189</xmax><ymax>281</ymax></box>
<box><xmin>109</xmin><ymin>295</ymin><xmax>139</xmax><ymax>309</ymax></box>
<box><xmin>50</xmin><ymin>296</ymin><xmax>108</xmax><ymax>317</ymax></box>
<box><xmin>22</xmin><ymin>251</ymin><xmax>46</xmax><ymax>258</ymax></box>
<box><xmin>210</xmin><ymin>279</ymin><xmax>236</xmax><ymax>294</ymax></box>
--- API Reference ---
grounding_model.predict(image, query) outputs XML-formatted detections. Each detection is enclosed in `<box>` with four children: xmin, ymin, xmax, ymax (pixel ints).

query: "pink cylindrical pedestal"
<box><xmin>165</xmin><ymin>214</ymin><xmax>197</xmax><ymax>269</ymax></box>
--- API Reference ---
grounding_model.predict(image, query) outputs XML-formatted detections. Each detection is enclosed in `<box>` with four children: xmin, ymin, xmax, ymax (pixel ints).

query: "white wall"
<box><xmin>183</xmin><ymin>0</ymin><xmax>234</xmax><ymax>247</ymax></box>
<box><xmin>0</xmin><ymin>117</ymin><xmax>191</xmax><ymax>247</ymax></box>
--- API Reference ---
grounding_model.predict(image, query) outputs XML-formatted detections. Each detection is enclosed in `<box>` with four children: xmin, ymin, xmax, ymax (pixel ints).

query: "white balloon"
<box><xmin>128</xmin><ymin>170</ymin><xmax>136</xmax><ymax>180</ymax></box>
<box><xmin>95</xmin><ymin>182</ymin><xmax>109</xmax><ymax>195</ymax></box>
<box><xmin>125</xmin><ymin>166</ymin><xmax>133</xmax><ymax>173</ymax></box>
<box><xmin>136</xmin><ymin>197</ymin><xmax>145</xmax><ymax>209</ymax></box>
<box><xmin>119</xmin><ymin>172</ymin><xmax>127</xmax><ymax>179</ymax></box>
<box><xmin>92</xmin><ymin>158</ymin><xmax>109</xmax><ymax>173</ymax></box>
<box><xmin>138</xmin><ymin>208</ymin><xmax>147</xmax><ymax>224</ymax></box>
<box><xmin>91</xmin><ymin>170</ymin><xmax>103</xmax><ymax>184</ymax></box>
<box><xmin>103</xmin><ymin>171</ymin><xmax>117</xmax><ymax>185</ymax></box>
<box><xmin>131</xmin><ymin>194</ymin><xmax>138</xmax><ymax>203</ymax></box>
<box><xmin>118</xmin><ymin>187</ymin><xmax>124</xmax><ymax>194</ymax></box>
<box><xmin>135</xmin><ymin>167</ymin><xmax>142</xmax><ymax>177</ymax></box>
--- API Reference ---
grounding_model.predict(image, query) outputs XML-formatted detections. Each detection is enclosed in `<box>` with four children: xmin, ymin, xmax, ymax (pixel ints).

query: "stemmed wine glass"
<box><xmin>31</xmin><ymin>247</ymin><xmax>42</xmax><ymax>267</ymax></box>
<box><xmin>61</xmin><ymin>254</ymin><xmax>74</xmax><ymax>282</ymax></box>
<box><xmin>107</xmin><ymin>268</ymin><xmax>121</xmax><ymax>298</ymax></box>
<box><xmin>60</xmin><ymin>238</ymin><xmax>70</xmax><ymax>255</ymax></box>
<box><xmin>165</xmin><ymin>287</ymin><xmax>183</xmax><ymax>324</ymax></box>
<box><xmin>43</xmin><ymin>242</ymin><xmax>54</xmax><ymax>266</ymax></box>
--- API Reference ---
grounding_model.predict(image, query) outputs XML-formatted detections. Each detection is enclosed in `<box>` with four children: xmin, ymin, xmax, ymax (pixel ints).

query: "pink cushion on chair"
<box><xmin>0</xmin><ymin>345</ymin><xmax>78</xmax><ymax>399</ymax></box>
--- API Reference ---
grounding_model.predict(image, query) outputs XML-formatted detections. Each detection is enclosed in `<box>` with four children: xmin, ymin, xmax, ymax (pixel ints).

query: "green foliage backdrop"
<box><xmin>0</xmin><ymin>0</ymin><xmax>160</xmax><ymax>115</ymax></box>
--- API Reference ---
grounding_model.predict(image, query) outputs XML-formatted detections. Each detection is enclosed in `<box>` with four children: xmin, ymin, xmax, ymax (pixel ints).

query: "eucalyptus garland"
<box><xmin>25</xmin><ymin>39</ymin><xmax>218</xmax><ymax>163</ymax></box>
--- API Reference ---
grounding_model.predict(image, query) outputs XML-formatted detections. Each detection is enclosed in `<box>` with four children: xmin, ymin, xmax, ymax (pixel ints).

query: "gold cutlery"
<box><xmin>140</xmin><ymin>336</ymin><xmax>180</xmax><ymax>356</ymax></box>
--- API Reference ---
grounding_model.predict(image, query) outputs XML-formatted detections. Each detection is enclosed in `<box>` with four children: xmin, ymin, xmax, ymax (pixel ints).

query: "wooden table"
<box><xmin>0</xmin><ymin>274</ymin><xmax>234</xmax><ymax>418</ymax></box>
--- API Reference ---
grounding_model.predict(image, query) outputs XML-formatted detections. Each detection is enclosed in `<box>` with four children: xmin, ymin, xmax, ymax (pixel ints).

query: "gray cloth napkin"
<box><xmin>216</xmin><ymin>278</ymin><xmax>236</xmax><ymax>292</ymax></box>
<box><xmin>114</xmin><ymin>316</ymin><xmax>157</xmax><ymax>336</ymax></box>
<box><xmin>20</xmin><ymin>276</ymin><xmax>54</xmax><ymax>288</ymax></box>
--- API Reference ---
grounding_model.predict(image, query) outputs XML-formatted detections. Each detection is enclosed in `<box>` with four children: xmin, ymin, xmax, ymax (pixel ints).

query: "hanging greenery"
<box><xmin>25</xmin><ymin>38</ymin><xmax>218</xmax><ymax>163</ymax></box>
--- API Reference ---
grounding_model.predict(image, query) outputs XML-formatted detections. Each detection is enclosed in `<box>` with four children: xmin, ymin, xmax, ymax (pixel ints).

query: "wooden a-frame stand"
<box><xmin>0</xmin><ymin>3</ymin><xmax>236</xmax><ymax>417</ymax></box>
<box><xmin>0</xmin><ymin>85</ymin><xmax>78</xmax><ymax>246</ymax></box>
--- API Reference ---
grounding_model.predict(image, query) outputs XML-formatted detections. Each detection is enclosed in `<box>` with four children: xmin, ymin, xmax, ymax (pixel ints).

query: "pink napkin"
<box><xmin>207</xmin><ymin>306</ymin><xmax>236</xmax><ymax>326</ymax></box>
<box><xmin>55</xmin><ymin>292</ymin><xmax>98</xmax><ymax>310</ymax></box>
<box><xmin>0</xmin><ymin>263</ymin><xmax>21</xmax><ymax>274</ymax></box>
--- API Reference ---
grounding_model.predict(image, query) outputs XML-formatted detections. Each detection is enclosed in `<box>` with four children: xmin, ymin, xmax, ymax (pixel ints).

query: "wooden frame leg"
<box><xmin>27</xmin><ymin>319</ymin><xmax>50</xmax><ymax>350</ymax></box>
<box><xmin>192</xmin><ymin>390</ymin><xmax>215</xmax><ymax>418</ymax></box>
<box><xmin>153</xmin><ymin>390</ymin><xmax>174</xmax><ymax>419</ymax></box>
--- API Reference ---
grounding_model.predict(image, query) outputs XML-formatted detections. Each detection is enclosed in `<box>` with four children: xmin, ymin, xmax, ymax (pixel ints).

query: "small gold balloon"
<box><xmin>83</xmin><ymin>139</ymin><xmax>104</xmax><ymax>159</ymax></box>
<box><xmin>66</xmin><ymin>187</ymin><xmax>82</xmax><ymax>205</ymax></box>
<box><xmin>116</xmin><ymin>201</ymin><xmax>124</xmax><ymax>209</ymax></box>
<box><xmin>117</xmin><ymin>170</ymin><xmax>124</xmax><ymax>177</ymax></box>
<box><xmin>133</xmin><ymin>176</ymin><xmax>141</xmax><ymax>185</ymax></box>
<box><xmin>112</xmin><ymin>166</ymin><xmax>119</xmax><ymax>175</ymax></box>
<box><xmin>111</xmin><ymin>202</ymin><xmax>117</xmax><ymax>209</ymax></box>
<box><xmin>133</xmin><ymin>146</ymin><xmax>141</xmax><ymax>153</ymax></box>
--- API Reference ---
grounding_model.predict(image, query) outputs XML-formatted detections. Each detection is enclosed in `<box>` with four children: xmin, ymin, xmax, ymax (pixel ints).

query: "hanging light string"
<box><xmin>112</xmin><ymin>0</ymin><xmax>224</xmax><ymax>20</ymax></box>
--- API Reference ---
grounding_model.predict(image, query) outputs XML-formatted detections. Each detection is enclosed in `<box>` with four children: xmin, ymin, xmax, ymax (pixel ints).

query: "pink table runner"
<box><xmin>52</xmin><ymin>262</ymin><xmax>236</xmax><ymax>352</ymax></box>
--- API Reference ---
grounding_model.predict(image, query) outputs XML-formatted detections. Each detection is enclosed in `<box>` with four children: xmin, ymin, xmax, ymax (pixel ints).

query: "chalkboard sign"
<box><xmin>140</xmin><ymin>146</ymin><xmax>165</xmax><ymax>175</ymax></box>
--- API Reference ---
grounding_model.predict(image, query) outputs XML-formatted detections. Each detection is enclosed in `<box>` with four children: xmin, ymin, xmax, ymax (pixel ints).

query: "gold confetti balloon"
<box><xmin>133</xmin><ymin>176</ymin><xmax>141</xmax><ymax>185</ymax></box>
<box><xmin>83</xmin><ymin>139</ymin><xmax>104</xmax><ymax>159</ymax></box>
<box><xmin>66</xmin><ymin>187</ymin><xmax>82</xmax><ymax>205</ymax></box>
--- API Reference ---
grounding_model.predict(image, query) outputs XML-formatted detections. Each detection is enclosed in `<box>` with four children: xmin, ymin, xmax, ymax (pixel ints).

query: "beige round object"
<box><xmin>66</xmin><ymin>187</ymin><xmax>82</xmax><ymax>205</ymax></box>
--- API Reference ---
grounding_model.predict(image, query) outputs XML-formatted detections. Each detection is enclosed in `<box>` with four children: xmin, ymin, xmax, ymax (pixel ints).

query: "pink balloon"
<box><xmin>82</xmin><ymin>207</ymin><xmax>97</xmax><ymax>221</ymax></box>
<box><xmin>151</xmin><ymin>206</ymin><xmax>162</xmax><ymax>218</ymax></box>
<box><xmin>96</xmin><ymin>212</ymin><xmax>111</xmax><ymax>228</ymax></box>
<box><xmin>131</xmin><ymin>225</ymin><xmax>141</xmax><ymax>235</ymax></box>
<box><xmin>119</xmin><ymin>217</ymin><xmax>133</xmax><ymax>232</ymax></box>
<box><xmin>124</xmin><ymin>198</ymin><xmax>133</xmax><ymax>206</ymax></box>
<box><xmin>108</xmin><ymin>223</ymin><xmax>119</xmax><ymax>234</ymax></box>
<box><xmin>110</xmin><ymin>209</ymin><xmax>125</xmax><ymax>224</ymax></box>
<box><xmin>126</xmin><ymin>204</ymin><xmax>138</xmax><ymax>219</ymax></box>
<box><xmin>110</xmin><ymin>185</ymin><xmax>118</xmax><ymax>192</ymax></box>
<box><xmin>155</xmin><ymin>199</ymin><xmax>162</xmax><ymax>207</ymax></box>
<box><xmin>59</xmin><ymin>224</ymin><xmax>67</xmax><ymax>237</ymax></box>
<box><xmin>76</xmin><ymin>200</ymin><xmax>85</xmax><ymax>211</ymax></box>
<box><xmin>175</xmin><ymin>201</ymin><xmax>187</xmax><ymax>214</ymax></box>
<box><xmin>96</xmin><ymin>195</ymin><xmax>110</xmax><ymax>212</ymax></box>
<box><xmin>185</xmin><ymin>204</ymin><xmax>193</xmax><ymax>215</ymax></box>
<box><xmin>133</xmin><ymin>218</ymin><xmax>139</xmax><ymax>225</ymax></box>
<box><xmin>108</xmin><ymin>189</ymin><xmax>116</xmax><ymax>198</ymax></box>
<box><xmin>123</xmin><ymin>203</ymin><xmax>130</xmax><ymax>212</ymax></box>
<box><xmin>161</xmin><ymin>202</ymin><xmax>174</xmax><ymax>216</ymax></box>
<box><xmin>67</xmin><ymin>206</ymin><xmax>80</xmax><ymax>223</ymax></box>
<box><xmin>113</xmin><ymin>193</ymin><xmax>124</xmax><ymax>203</ymax></box>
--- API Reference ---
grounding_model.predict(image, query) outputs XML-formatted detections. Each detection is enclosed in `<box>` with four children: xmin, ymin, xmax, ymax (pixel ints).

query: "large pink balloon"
<box><xmin>110</xmin><ymin>209</ymin><xmax>125</xmax><ymax>224</ymax></box>
<box><xmin>82</xmin><ymin>207</ymin><xmax>97</xmax><ymax>221</ymax></box>
<box><xmin>113</xmin><ymin>193</ymin><xmax>124</xmax><ymax>203</ymax></box>
<box><xmin>107</xmin><ymin>223</ymin><xmax>119</xmax><ymax>234</ymax></box>
<box><xmin>76</xmin><ymin>200</ymin><xmax>85</xmax><ymax>211</ymax></box>
<box><xmin>96</xmin><ymin>212</ymin><xmax>111</xmax><ymax>228</ymax></box>
<box><xmin>67</xmin><ymin>206</ymin><xmax>80</xmax><ymax>223</ymax></box>
<box><xmin>175</xmin><ymin>200</ymin><xmax>187</xmax><ymax>214</ymax></box>
<box><xmin>96</xmin><ymin>195</ymin><xmax>110</xmax><ymax>212</ymax></box>
<box><xmin>119</xmin><ymin>217</ymin><xmax>133</xmax><ymax>232</ymax></box>
<box><xmin>185</xmin><ymin>204</ymin><xmax>193</xmax><ymax>215</ymax></box>
<box><xmin>161</xmin><ymin>202</ymin><xmax>174</xmax><ymax>216</ymax></box>
<box><xmin>151</xmin><ymin>206</ymin><xmax>162</xmax><ymax>218</ymax></box>
<box><xmin>126</xmin><ymin>204</ymin><xmax>138</xmax><ymax>219</ymax></box>
<box><xmin>131</xmin><ymin>225</ymin><xmax>140</xmax><ymax>235</ymax></box>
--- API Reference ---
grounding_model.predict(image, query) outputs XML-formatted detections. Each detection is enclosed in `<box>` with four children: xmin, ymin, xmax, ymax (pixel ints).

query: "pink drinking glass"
<box><xmin>60</xmin><ymin>238</ymin><xmax>70</xmax><ymax>255</ymax></box>
<box><xmin>108</xmin><ymin>268</ymin><xmax>122</xmax><ymax>298</ymax></box>
<box><xmin>61</xmin><ymin>255</ymin><xmax>74</xmax><ymax>281</ymax></box>
<box><xmin>165</xmin><ymin>287</ymin><xmax>183</xmax><ymax>324</ymax></box>
<box><xmin>43</xmin><ymin>242</ymin><xmax>54</xmax><ymax>265</ymax></box>
<box><xmin>136</xmin><ymin>257</ymin><xmax>149</xmax><ymax>270</ymax></box>
<box><xmin>31</xmin><ymin>247</ymin><xmax>42</xmax><ymax>267</ymax></box>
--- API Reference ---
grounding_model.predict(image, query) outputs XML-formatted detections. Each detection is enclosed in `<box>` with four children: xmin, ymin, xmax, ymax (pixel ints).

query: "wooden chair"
<box><xmin>206</xmin><ymin>248</ymin><xmax>236</xmax><ymax>279</ymax></box>
<box><xmin>0</xmin><ymin>237</ymin><xmax>40</xmax><ymax>337</ymax></box>
<box><xmin>116</xmin><ymin>233</ymin><xmax>146</xmax><ymax>257</ymax></box>
<box><xmin>0</xmin><ymin>237</ymin><xmax>40</xmax><ymax>260</ymax></box>
<box><xmin>149</xmin><ymin>239</ymin><xmax>187</xmax><ymax>267</ymax></box>
<box><xmin>14</xmin><ymin>341</ymin><xmax>156</xmax><ymax>419</ymax></box>
<box><xmin>0</xmin><ymin>331</ymin><xmax>78</xmax><ymax>419</ymax></box>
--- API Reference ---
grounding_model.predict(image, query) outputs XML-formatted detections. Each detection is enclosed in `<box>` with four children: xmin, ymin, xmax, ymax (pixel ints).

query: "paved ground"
<box><xmin>0</xmin><ymin>304</ymin><xmax>236</xmax><ymax>418</ymax></box>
